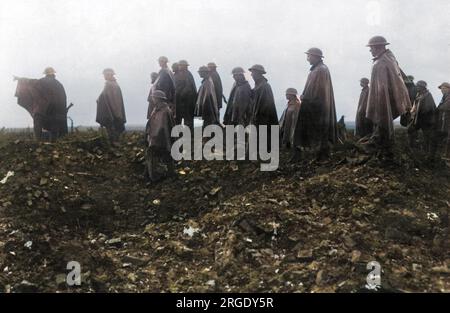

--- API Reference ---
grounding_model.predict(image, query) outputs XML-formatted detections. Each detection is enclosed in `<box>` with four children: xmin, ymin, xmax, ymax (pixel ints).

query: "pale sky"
<box><xmin>0</xmin><ymin>0</ymin><xmax>449</xmax><ymax>128</ymax></box>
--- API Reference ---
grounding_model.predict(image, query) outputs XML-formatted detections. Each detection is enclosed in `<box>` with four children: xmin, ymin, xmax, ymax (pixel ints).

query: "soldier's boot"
<box><xmin>33</xmin><ymin>117</ymin><xmax>44</xmax><ymax>142</ymax></box>
<box><xmin>167</xmin><ymin>160</ymin><xmax>177</xmax><ymax>179</ymax></box>
<box><xmin>49</xmin><ymin>131</ymin><xmax>59</xmax><ymax>143</ymax></box>
<box><xmin>378</xmin><ymin>138</ymin><xmax>395</xmax><ymax>159</ymax></box>
<box><xmin>289</xmin><ymin>147</ymin><xmax>302</xmax><ymax>163</ymax></box>
<box><xmin>408</xmin><ymin>131</ymin><xmax>418</xmax><ymax>150</ymax></box>
<box><xmin>445</xmin><ymin>139</ymin><xmax>450</xmax><ymax>160</ymax></box>
<box><xmin>315</xmin><ymin>139</ymin><xmax>331</xmax><ymax>162</ymax></box>
<box><xmin>428</xmin><ymin>134</ymin><xmax>440</xmax><ymax>162</ymax></box>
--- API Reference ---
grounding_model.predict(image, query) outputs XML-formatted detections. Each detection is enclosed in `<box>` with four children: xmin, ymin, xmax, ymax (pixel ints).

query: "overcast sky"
<box><xmin>0</xmin><ymin>0</ymin><xmax>449</xmax><ymax>128</ymax></box>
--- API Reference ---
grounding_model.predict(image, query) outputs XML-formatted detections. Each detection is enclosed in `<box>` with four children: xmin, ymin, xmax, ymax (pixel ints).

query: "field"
<box><xmin>0</xmin><ymin>128</ymin><xmax>448</xmax><ymax>292</ymax></box>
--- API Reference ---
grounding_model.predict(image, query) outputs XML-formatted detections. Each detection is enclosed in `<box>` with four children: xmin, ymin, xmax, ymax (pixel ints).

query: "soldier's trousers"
<box><xmin>106</xmin><ymin>121</ymin><xmax>125</xmax><ymax>144</ymax></box>
<box><xmin>430</xmin><ymin>130</ymin><xmax>450</xmax><ymax>159</ymax></box>
<box><xmin>33</xmin><ymin>116</ymin><xmax>45</xmax><ymax>141</ymax></box>
<box><xmin>356</xmin><ymin>118</ymin><xmax>374</xmax><ymax>139</ymax></box>
<box><xmin>145</xmin><ymin>147</ymin><xmax>175</xmax><ymax>182</ymax></box>
<box><xmin>370</xmin><ymin>124</ymin><xmax>394</xmax><ymax>149</ymax></box>
<box><xmin>407</xmin><ymin>124</ymin><xmax>433</xmax><ymax>152</ymax></box>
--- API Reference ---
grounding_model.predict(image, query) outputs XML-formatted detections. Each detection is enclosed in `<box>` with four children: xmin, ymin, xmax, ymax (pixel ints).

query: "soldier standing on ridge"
<box><xmin>174</xmin><ymin>60</ymin><xmax>197</xmax><ymax>132</ymax></box>
<box><xmin>96</xmin><ymin>68</ymin><xmax>127</xmax><ymax>146</ymax></box>
<box><xmin>363</xmin><ymin>36</ymin><xmax>411</xmax><ymax>155</ymax></box>
<box><xmin>224</xmin><ymin>67</ymin><xmax>252</xmax><ymax>127</ymax></box>
<box><xmin>14</xmin><ymin>67</ymin><xmax>68</xmax><ymax>141</ymax></box>
<box><xmin>195</xmin><ymin>66</ymin><xmax>220</xmax><ymax>129</ymax></box>
<box><xmin>145</xmin><ymin>90</ymin><xmax>176</xmax><ymax>182</ymax></box>
<box><xmin>279</xmin><ymin>88</ymin><xmax>301</xmax><ymax>149</ymax></box>
<box><xmin>155</xmin><ymin>56</ymin><xmax>176</xmax><ymax>117</ymax></box>
<box><xmin>355</xmin><ymin>78</ymin><xmax>373</xmax><ymax>139</ymax></box>
<box><xmin>407</xmin><ymin>80</ymin><xmax>436</xmax><ymax>152</ymax></box>
<box><xmin>208</xmin><ymin>62</ymin><xmax>225</xmax><ymax>119</ymax></box>
<box><xmin>248</xmin><ymin>64</ymin><xmax>279</xmax><ymax>153</ymax></box>
<box><xmin>292</xmin><ymin>48</ymin><xmax>337</xmax><ymax>162</ymax></box>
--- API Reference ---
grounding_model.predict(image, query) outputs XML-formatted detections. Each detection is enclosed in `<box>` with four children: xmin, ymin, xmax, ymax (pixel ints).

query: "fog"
<box><xmin>0</xmin><ymin>0</ymin><xmax>449</xmax><ymax>128</ymax></box>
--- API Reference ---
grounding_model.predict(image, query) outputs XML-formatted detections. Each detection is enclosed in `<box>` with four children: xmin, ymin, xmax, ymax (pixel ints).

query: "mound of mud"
<box><xmin>0</xmin><ymin>130</ymin><xmax>448</xmax><ymax>292</ymax></box>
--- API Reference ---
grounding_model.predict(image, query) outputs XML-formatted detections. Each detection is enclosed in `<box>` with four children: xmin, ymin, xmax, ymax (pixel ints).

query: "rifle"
<box><xmin>67</xmin><ymin>103</ymin><xmax>74</xmax><ymax>133</ymax></box>
<box><xmin>67</xmin><ymin>102</ymin><xmax>74</xmax><ymax>113</ymax></box>
<box><xmin>222</xmin><ymin>95</ymin><xmax>228</xmax><ymax>105</ymax></box>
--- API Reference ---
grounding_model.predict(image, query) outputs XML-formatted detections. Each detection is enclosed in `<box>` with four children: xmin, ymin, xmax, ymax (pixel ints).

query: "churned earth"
<box><xmin>0</xmin><ymin>129</ymin><xmax>448</xmax><ymax>293</ymax></box>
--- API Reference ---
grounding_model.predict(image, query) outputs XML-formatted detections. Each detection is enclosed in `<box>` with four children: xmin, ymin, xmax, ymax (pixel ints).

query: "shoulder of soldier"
<box><xmin>38</xmin><ymin>76</ymin><xmax>51</xmax><ymax>84</ymax></box>
<box><xmin>54</xmin><ymin>79</ymin><xmax>65</xmax><ymax>89</ymax></box>
<box><xmin>105</xmin><ymin>80</ymin><xmax>115</xmax><ymax>86</ymax></box>
<box><xmin>259</xmin><ymin>80</ymin><xmax>273</xmax><ymax>96</ymax></box>
<box><xmin>314</xmin><ymin>63</ymin><xmax>331</xmax><ymax>74</ymax></box>
<box><xmin>237</xmin><ymin>81</ymin><xmax>251</xmax><ymax>88</ymax></box>
<box><xmin>39</xmin><ymin>76</ymin><xmax>63</xmax><ymax>88</ymax></box>
<box><xmin>423</xmin><ymin>90</ymin><xmax>432</xmax><ymax>98</ymax></box>
<box><xmin>158</xmin><ymin>69</ymin><xmax>169</xmax><ymax>77</ymax></box>
<box><xmin>106</xmin><ymin>80</ymin><xmax>121</xmax><ymax>90</ymax></box>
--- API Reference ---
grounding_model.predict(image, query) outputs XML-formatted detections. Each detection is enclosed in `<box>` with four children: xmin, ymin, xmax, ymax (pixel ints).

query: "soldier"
<box><xmin>195</xmin><ymin>66</ymin><xmax>220</xmax><ymax>129</ymax></box>
<box><xmin>172</xmin><ymin>62</ymin><xmax>179</xmax><ymax>75</ymax></box>
<box><xmin>151</xmin><ymin>72</ymin><xmax>159</xmax><ymax>84</ymax></box>
<box><xmin>292</xmin><ymin>48</ymin><xmax>337</xmax><ymax>161</ymax></box>
<box><xmin>363</xmin><ymin>36</ymin><xmax>411</xmax><ymax>153</ymax></box>
<box><xmin>14</xmin><ymin>67</ymin><xmax>68</xmax><ymax>141</ymax></box>
<box><xmin>407</xmin><ymin>80</ymin><xmax>436</xmax><ymax>151</ymax></box>
<box><xmin>279</xmin><ymin>88</ymin><xmax>301</xmax><ymax>149</ymax></box>
<box><xmin>431</xmin><ymin>82</ymin><xmax>450</xmax><ymax>159</ymax></box>
<box><xmin>174</xmin><ymin>60</ymin><xmax>197</xmax><ymax>131</ymax></box>
<box><xmin>248</xmin><ymin>64</ymin><xmax>279</xmax><ymax>152</ymax></box>
<box><xmin>145</xmin><ymin>90</ymin><xmax>176</xmax><ymax>183</ymax></box>
<box><xmin>208</xmin><ymin>62</ymin><xmax>225</xmax><ymax>117</ymax></box>
<box><xmin>337</xmin><ymin>115</ymin><xmax>347</xmax><ymax>143</ymax></box>
<box><xmin>223</xmin><ymin>67</ymin><xmax>252</xmax><ymax>127</ymax></box>
<box><xmin>96</xmin><ymin>68</ymin><xmax>127</xmax><ymax>146</ymax></box>
<box><xmin>155</xmin><ymin>56</ymin><xmax>176</xmax><ymax>117</ymax></box>
<box><xmin>355</xmin><ymin>78</ymin><xmax>373</xmax><ymax>138</ymax></box>
<box><xmin>405</xmin><ymin>75</ymin><xmax>417</xmax><ymax>105</ymax></box>
<box><xmin>147</xmin><ymin>72</ymin><xmax>159</xmax><ymax>121</ymax></box>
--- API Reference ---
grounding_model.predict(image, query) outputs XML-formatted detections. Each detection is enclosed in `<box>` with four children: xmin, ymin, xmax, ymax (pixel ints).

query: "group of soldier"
<box><xmin>354</xmin><ymin>37</ymin><xmax>450</xmax><ymax>160</ymax></box>
<box><xmin>13</xmin><ymin>35</ymin><xmax>450</xmax><ymax>181</ymax></box>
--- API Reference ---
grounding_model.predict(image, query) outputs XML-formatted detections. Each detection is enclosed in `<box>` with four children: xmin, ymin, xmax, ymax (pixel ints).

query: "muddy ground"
<box><xmin>0</xmin><ymin>129</ymin><xmax>448</xmax><ymax>293</ymax></box>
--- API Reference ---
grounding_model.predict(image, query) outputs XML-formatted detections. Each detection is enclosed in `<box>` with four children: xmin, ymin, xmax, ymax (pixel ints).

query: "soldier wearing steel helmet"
<box><xmin>208</xmin><ymin>62</ymin><xmax>225</xmax><ymax>118</ymax></box>
<box><xmin>363</xmin><ymin>36</ymin><xmax>411</xmax><ymax>154</ymax></box>
<box><xmin>279</xmin><ymin>88</ymin><xmax>301</xmax><ymax>149</ymax></box>
<box><xmin>292</xmin><ymin>48</ymin><xmax>338</xmax><ymax>162</ymax></box>
<box><xmin>195</xmin><ymin>66</ymin><xmax>220</xmax><ymax>129</ymax></box>
<box><xmin>430</xmin><ymin>82</ymin><xmax>450</xmax><ymax>159</ymax></box>
<box><xmin>14</xmin><ymin>67</ymin><xmax>68</xmax><ymax>141</ymax></box>
<box><xmin>147</xmin><ymin>72</ymin><xmax>160</xmax><ymax>121</ymax></box>
<box><xmin>407</xmin><ymin>80</ymin><xmax>436</xmax><ymax>152</ymax></box>
<box><xmin>155</xmin><ymin>56</ymin><xmax>176</xmax><ymax>118</ymax></box>
<box><xmin>172</xmin><ymin>62</ymin><xmax>179</xmax><ymax>75</ymax></box>
<box><xmin>248</xmin><ymin>64</ymin><xmax>279</xmax><ymax>152</ymax></box>
<box><xmin>144</xmin><ymin>90</ymin><xmax>176</xmax><ymax>183</ymax></box>
<box><xmin>405</xmin><ymin>75</ymin><xmax>418</xmax><ymax>105</ymax></box>
<box><xmin>355</xmin><ymin>78</ymin><xmax>373</xmax><ymax>138</ymax></box>
<box><xmin>223</xmin><ymin>67</ymin><xmax>252</xmax><ymax>127</ymax></box>
<box><xmin>96</xmin><ymin>68</ymin><xmax>127</xmax><ymax>146</ymax></box>
<box><xmin>174</xmin><ymin>60</ymin><xmax>197</xmax><ymax>131</ymax></box>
